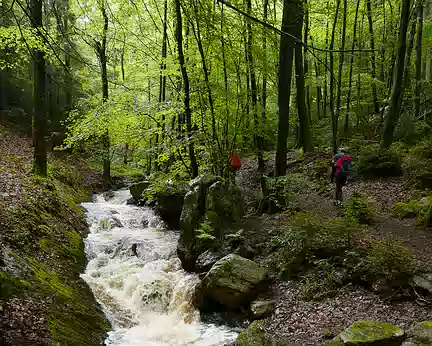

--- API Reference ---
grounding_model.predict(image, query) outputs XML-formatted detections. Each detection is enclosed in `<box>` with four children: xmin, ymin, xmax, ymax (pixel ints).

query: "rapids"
<box><xmin>81</xmin><ymin>190</ymin><xmax>237</xmax><ymax>345</ymax></box>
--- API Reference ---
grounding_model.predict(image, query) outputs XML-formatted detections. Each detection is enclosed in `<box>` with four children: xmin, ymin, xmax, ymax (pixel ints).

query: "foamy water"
<box><xmin>81</xmin><ymin>190</ymin><xmax>237</xmax><ymax>345</ymax></box>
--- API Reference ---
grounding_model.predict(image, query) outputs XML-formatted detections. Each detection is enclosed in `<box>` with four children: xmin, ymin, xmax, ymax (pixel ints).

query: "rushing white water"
<box><xmin>81</xmin><ymin>190</ymin><xmax>238</xmax><ymax>346</ymax></box>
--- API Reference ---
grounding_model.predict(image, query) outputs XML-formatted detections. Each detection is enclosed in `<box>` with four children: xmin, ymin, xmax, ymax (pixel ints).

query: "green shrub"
<box><xmin>363</xmin><ymin>239</ymin><xmax>414</xmax><ymax>282</ymax></box>
<box><xmin>315</xmin><ymin>159</ymin><xmax>330</xmax><ymax>180</ymax></box>
<box><xmin>276</xmin><ymin>213</ymin><xmax>363</xmax><ymax>277</ymax></box>
<box><xmin>356</xmin><ymin>145</ymin><xmax>402</xmax><ymax>177</ymax></box>
<box><xmin>346</xmin><ymin>192</ymin><xmax>374</xmax><ymax>224</ymax></box>
<box><xmin>402</xmin><ymin>138</ymin><xmax>432</xmax><ymax>188</ymax></box>
<box><xmin>394</xmin><ymin>196</ymin><xmax>432</xmax><ymax>227</ymax></box>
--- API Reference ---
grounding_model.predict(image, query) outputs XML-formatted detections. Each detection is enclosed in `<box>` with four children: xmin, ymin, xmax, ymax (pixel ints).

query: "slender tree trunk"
<box><xmin>275</xmin><ymin>0</ymin><xmax>295</xmax><ymax>177</ymax></box>
<box><xmin>294</xmin><ymin>1</ymin><xmax>312</xmax><ymax>152</ymax></box>
<box><xmin>96</xmin><ymin>0</ymin><xmax>110</xmax><ymax>186</ymax></box>
<box><xmin>329</xmin><ymin>0</ymin><xmax>341</xmax><ymax>153</ymax></box>
<box><xmin>262</xmin><ymin>0</ymin><xmax>268</xmax><ymax>146</ymax></box>
<box><xmin>402</xmin><ymin>15</ymin><xmax>416</xmax><ymax>92</ymax></box>
<box><xmin>193</xmin><ymin>4</ymin><xmax>217</xmax><ymax>145</ymax></box>
<box><xmin>221</xmin><ymin>4</ymin><xmax>230</xmax><ymax>151</ymax></box>
<box><xmin>246</xmin><ymin>0</ymin><xmax>264</xmax><ymax>172</ymax></box>
<box><xmin>344</xmin><ymin>0</ymin><xmax>360</xmax><ymax>135</ymax></box>
<box><xmin>304</xmin><ymin>0</ymin><xmax>311</xmax><ymax>124</ymax></box>
<box><xmin>159</xmin><ymin>0</ymin><xmax>168</xmax><ymax>140</ymax></box>
<box><xmin>381</xmin><ymin>0</ymin><xmax>411</xmax><ymax>148</ymax></box>
<box><xmin>31</xmin><ymin>0</ymin><xmax>47</xmax><ymax>176</ymax></box>
<box><xmin>366</xmin><ymin>0</ymin><xmax>380</xmax><ymax>115</ymax></box>
<box><xmin>323</xmin><ymin>7</ymin><xmax>329</xmax><ymax>118</ymax></box>
<box><xmin>174</xmin><ymin>0</ymin><xmax>198</xmax><ymax>177</ymax></box>
<box><xmin>314</xmin><ymin>58</ymin><xmax>321</xmax><ymax>119</ymax></box>
<box><xmin>415</xmin><ymin>0</ymin><xmax>423</xmax><ymax>119</ymax></box>
<box><xmin>335</xmin><ymin>0</ymin><xmax>347</xmax><ymax>142</ymax></box>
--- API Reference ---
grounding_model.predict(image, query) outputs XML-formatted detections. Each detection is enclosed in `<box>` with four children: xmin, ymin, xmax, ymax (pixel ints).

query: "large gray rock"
<box><xmin>195</xmin><ymin>249</ymin><xmax>225</xmax><ymax>273</ymax></box>
<box><xmin>129</xmin><ymin>181</ymin><xmax>150</xmax><ymax>201</ymax></box>
<box><xmin>237</xmin><ymin>320</ymin><xmax>275</xmax><ymax>346</ymax></box>
<box><xmin>177</xmin><ymin>175</ymin><xmax>242</xmax><ymax>272</ymax></box>
<box><xmin>155</xmin><ymin>189</ymin><xmax>185</xmax><ymax>230</ymax></box>
<box><xmin>196</xmin><ymin>254</ymin><xmax>267</xmax><ymax>310</ymax></box>
<box><xmin>413</xmin><ymin>274</ymin><xmax>432</xmax><ymax>294</ymax></box>
<box><xmin>327</xmin><ymin>321</ymin><xmax>405</xmax><ymax>345</ymax></box>
<box><xmin>250</xmin><ymin>300</ymin><xmax>276</xmax><ymax>319</ymax></box>
<box><xmin>409</xmin><ymin>321</ymin><xmax>432</xmax><ymax>344</ymax></box>
<box><xmin>206</xmin><ymin>181</ymin><xmax>244</xmax><ymax>224</ymax></box>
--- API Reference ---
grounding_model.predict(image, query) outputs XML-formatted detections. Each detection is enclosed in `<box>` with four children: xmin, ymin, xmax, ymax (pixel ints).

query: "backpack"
<box><xmin>336</xmin><ymin>156</ymin><xmax>352</xmax><ymax>177</ymax></box>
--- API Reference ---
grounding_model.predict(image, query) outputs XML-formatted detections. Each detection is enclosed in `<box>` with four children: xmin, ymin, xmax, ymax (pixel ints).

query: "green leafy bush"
<box><xmin>394</xmin><ymin>196</ymin><xmax>432</xmax><ymax>227</ymax></box>
<box><xmin>356</xmin><ymin>145</ymin><xmax>402</xmax><ymax>177</ymax></box>
<box><xmin>402</xmin><ymin>138</ymin><xmax>432</xmax><ymax>189</ymax></box>
<box><xmin>276</xmin><ymin>213</ymin><xmax>363</xmax><ymax>277</ymax></box>
<box><xmin>363</xmin><ymin>239</ymin><xmax>414</xmax><ymax>282</ymax></box>
<box><xmin>346</xmin><ymin>192</ymin><xmax>374</xmax><ymax>224</ymax></box>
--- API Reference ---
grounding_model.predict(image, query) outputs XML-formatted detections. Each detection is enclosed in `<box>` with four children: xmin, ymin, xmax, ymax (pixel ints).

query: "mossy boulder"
<box><xmin>129</xmin><ymin>181</ymin><xmax>150</xmax><ymax>201</ymax></box>
<box><xmin>409</xmin><ymin>321</ymin><xmax>432</xmax><ymax>344</ymax></box>
<box><xmin>195</xmin><ymin>254</ymin><xmax>267</xmax><ymax>310</ymax></box>
<box><xmin>327</xmin><ymin>321</ymin><xmax>405</xmax><ymax>345</ymax></box>
<box><xmin>250</xmin><ymin>300</ymin><xmax>276</xmax><ymax>319</ymax></box>
<box><xmin>237</xmin><ymin>320</ymin><xmax>275</xmax><ymax>346</ymax></box>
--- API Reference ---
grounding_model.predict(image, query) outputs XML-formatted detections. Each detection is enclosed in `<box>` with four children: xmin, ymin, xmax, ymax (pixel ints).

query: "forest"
<box><xmin>0</xmin><ymin>0</ymin><xmax>432</xmax><ymax>344</ymax></box>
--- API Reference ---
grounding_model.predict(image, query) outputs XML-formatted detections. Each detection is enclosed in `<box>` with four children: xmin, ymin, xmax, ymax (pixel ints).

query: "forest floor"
<box><xmin>235</xmin><ymin>153</ymin><xmax>432</xmax><ymax>345</ymax></box>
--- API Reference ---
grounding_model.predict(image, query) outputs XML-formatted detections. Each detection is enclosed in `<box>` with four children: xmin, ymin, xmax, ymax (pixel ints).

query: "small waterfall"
<box><xmin>81</xmin><ymin>190</ymin><xmax>237</xmax><ymax>346</ymax></box>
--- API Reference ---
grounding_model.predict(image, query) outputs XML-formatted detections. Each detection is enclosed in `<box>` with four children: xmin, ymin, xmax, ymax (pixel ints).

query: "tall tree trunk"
<box><xmin>344</xmin><ymin>0</ymin><xmax>360</xmax><ymax>135</ymax></box>
<box><xmin>323</xmin><ymin>6</ymin><xmax>329</xmax><ymax>118</ymax></box>
<box><xmin>30</xmin><ymin>0</ymin><xmax>47</xmax><ymax>176</ymax></box>
<box><xmin>221</xmin><ymin>4</ymin><xmax>230</xmax><ymax>151</ymax></box>
<box><xmin>314</xmin><ymin>58</ymin><xmax>321</xmax><ymax>119</ymax></box>
<box><xmin>304</xmin><ymin>0</ymin><xmax>311</xmax><ymax>124</ymax></box>
<box><xmin>159</xmin><ymin>0</ymin><xmax>168</xmax><ymax>140</ymax></box>
<box><xmin>335</xmin><ymin>0</ymin><xmax>347</xmax><ymax>141</ymax></box>
<box><xmin>262</xmin><ymin>0</ymin><xmax>268</xmax><ymax>145</ymax></box>
<box><xmin>366</xmin><ymin>0</ymin><xmax>380</xmax><ymax>115</ymax></box>
<box><xmin>275</xmin><ymin>0</ymin><xmax>295</xmax><ymax>177</ymax></box>
<box><xmin>96</xmin><ymin>0</ymin><xmax>110</xmax><ymax>186</ymax></box>
<box><xmin>415</xmin><ymin>0</ymin><xmax>423</xmax><ymax>119</ymax></box>
<box><xmin>294</xmin><ymin>1</ymin><xmax>312</xmax><ymax>152</ymax></box>
<box><xmin>381</xmin><ymin>0</ymin><xmax>411</xmax><ymax>148</ymax></box>
<box><xmin>329</xmin><ymin>0</ymin><xmax>341</xmax><ymax>153</ymax></box>
<box><xmin>174</xmin><ymin>0</ymin><xmax>198</xmax><ymax>177</ymax></box>
<box><xmin>246</xmin><ymin>0</ymin><xmax>264</xmax><ymax>172</ymax></box>
<box><xmin>402</xmin><ymin>15</ymin><xmax>416</xmax><ymax>92</ymax></box>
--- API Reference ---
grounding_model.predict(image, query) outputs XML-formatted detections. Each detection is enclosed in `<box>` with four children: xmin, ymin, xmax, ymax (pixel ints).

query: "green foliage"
<box><xmin>195</xmin><ymin>221</ymin><xmax>216</xmax><ymax>241</ymax></box>
<box><xmin>363</xmin><ymin>240</ymin><xmax>415</xmax><ymax>282</ymax></box>
<box><xmin>402</xmin><ymin>138</ymin><xmax>432</xmax><ymax>188</ymax></box>
<box><xmin>346</xmin><ymin>192</ymin><xmax>374</xmax><ymax>224</ymax></box>
<box><xmin>356</xmin><ymin>145</ymin><xmax>402</xmax><ymax>177</ymax></box>
<box><xmin>393</xmin><ymin>196</ymin><xmax>432</xmax><ymax>227</ymax></box>
<box><xmin>276</xmin><ymin>213</ymin><xmax>363</xmax><ymax>277</ymax></box>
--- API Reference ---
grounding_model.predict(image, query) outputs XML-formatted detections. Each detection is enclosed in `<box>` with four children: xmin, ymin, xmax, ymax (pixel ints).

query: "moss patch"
<box><xmin>238</xmin><ymin>320</ymin><xmax>275</xmax><ymax>346</ymax></box>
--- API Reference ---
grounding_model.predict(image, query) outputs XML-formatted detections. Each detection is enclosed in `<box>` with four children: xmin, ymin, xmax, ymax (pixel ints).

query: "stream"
<box><xmin>80</xmin><ymin>190</ymin><xmax>238</xmax><ymax>346</ymax></box>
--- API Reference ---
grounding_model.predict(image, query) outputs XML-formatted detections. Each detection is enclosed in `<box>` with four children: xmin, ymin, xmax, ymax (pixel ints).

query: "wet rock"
<box><xmin>237</xmin><ymin>320</ymin><xmax>275</xmax><ymax>346</ymax></box>
<box><xmin>206</xmin><ymin>181</ymin><xmax>244</xmax><ymax>224</ymax></box>
<box><xmin>195</xmin><ymin>254</ymin><xmax>267</xmax><ymax>310</ymax></box>
<box><xmin>250</xmin><ymin>300</ymin><xmax>276</xmax><ymax>319</ymax></box>
<box><xmin>155</xmin><ymin>190</ymin><xmax>185</xmax><ymax>230</ymax></box>
<box><xmin>412</xmin><ymin>274</ymin><xmax>432</xmax><ymax>294</ymax></box>
<box><xmin>110</xmin><ymin>217</ymin><xmax>123</xmax><ymax>228</ymax></box>
<box><xmin>129</xmin><ymin>181</ymin><xmax>150</xmax><ymax>201</ymax></box>
<box><xmin>103</xmin><ymin>191</ymin><xmax>115</xmax><ymax>201</ymax></box>
<box><xmin>195</xmin><ymin>250</ymin><xmax>225</xmax><ymax>273</ymax></box>
<box><xmin>409</xmin><ymin>321</ymin><xmax>432</xmax><ymax>344</ymax></box>
<box><xmin>327</xmin><ymin>321</ymin><xmax>405</xmax><ymax>345</ymax></box>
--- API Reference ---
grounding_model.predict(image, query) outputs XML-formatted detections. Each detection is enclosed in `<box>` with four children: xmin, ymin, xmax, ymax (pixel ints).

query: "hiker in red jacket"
<box><xmin>331</xmin><ymin>149</ymin><xmax>352</xmax><ymax>206</ymax></box>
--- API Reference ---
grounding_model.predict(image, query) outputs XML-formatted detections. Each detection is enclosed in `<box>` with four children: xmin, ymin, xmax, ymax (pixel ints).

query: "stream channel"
<box><xmin>81</xmin><ymin>189</ymin><xmax>238</xmax><ymax>345</ymax></box>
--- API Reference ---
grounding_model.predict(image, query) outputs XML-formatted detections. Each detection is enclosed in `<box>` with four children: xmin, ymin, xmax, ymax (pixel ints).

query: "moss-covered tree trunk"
<box><xmin>381</xmin><ymin>0</ymin><xmax>411</xmax><ymax>149</ymax></box>
<box><xmin>275</xmin><ymin>0</ymin><xmax>296</xmax><ymax>176</ymax></box>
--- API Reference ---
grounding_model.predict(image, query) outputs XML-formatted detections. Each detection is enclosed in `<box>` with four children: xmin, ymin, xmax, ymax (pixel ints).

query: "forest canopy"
<box><xmin>0</xmin><ymin>0</ymin><xmax>431</xmax><ymax>184</ymax></box>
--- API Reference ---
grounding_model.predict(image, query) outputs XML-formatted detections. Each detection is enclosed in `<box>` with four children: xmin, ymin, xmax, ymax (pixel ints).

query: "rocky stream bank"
<box><xmin>130</xmin><ymin>171</ymin><xmax>432</xmax><ymax>346</ymax></box>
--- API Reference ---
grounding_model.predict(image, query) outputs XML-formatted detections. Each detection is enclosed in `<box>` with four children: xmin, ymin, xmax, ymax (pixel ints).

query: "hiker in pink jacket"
<box><xmin>331</xmin><ymin>149</ymin><xmax>353</xmax><ymax>206</ymax></box>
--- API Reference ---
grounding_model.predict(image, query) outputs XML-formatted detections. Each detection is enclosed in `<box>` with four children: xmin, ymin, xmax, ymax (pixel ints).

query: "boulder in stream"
<box><xmin>194</xmin><ymin>254</ymin><xmax>267</xmax><ymax>310</ymax></box>
<box><xmin>327</xmin><ymin>321</ymin><xmax>405</xmax><ymax>345</ymax></box>
<box><xmin>404</xmin><ymin>321</ymin><xmax>432</xmax><ymax>345</ymax></box>
<box><xmin>129</xmin><ymin>181</ymin><xmax>150</xmax><ymax>201</ymax></box>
